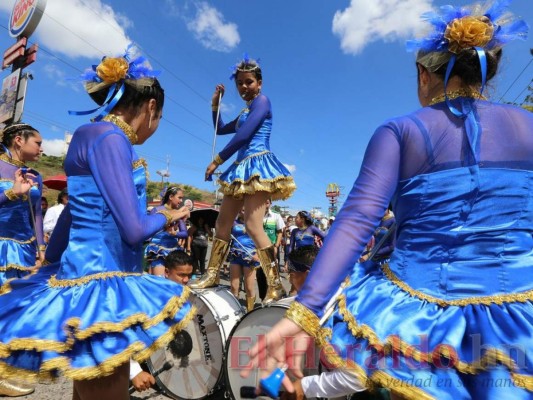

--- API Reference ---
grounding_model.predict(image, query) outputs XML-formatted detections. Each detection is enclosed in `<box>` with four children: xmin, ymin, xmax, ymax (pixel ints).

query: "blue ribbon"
<box><xmin>68</xmin><ymin>83</ymin><xmax>126</xmax><ymax>121</ymax></box>
<box><xmin>443</xmin><ymin>47</ymin><xmax>487</xmax><ymax>163</ymax></box>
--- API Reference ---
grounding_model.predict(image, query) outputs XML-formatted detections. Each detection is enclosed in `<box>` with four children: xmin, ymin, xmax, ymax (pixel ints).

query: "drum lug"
<box><xmin>215</xmin><ymin>315</ymin><xmax>230</xmax><ymax>325</ymax></box>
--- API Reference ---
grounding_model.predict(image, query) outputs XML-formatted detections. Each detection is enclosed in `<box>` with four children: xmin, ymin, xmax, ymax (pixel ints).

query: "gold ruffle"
<box><xmin>0</xmin><ymin>305</ymin><xmax>195</xmax><ymax>382</ymax></box>
<box><xmin>47</xmin><ymin>271</ymin><xmax>143</xmax><ymax>288</ymax></box>
<box><xmin>218</xmin><ymin>175</ymin><xmax>296</xmax><ymax>201</ymax></box>
<box><xmin>285</xmin><ymin>302</ymin><xmax>328</xmax><ymax>344</ymax></box>
<box><xmin>0</xmin><ymin>288</ymin><xmax>195</xmax><ymax>381</ymax></box>
<box><xmin>0</xmin><ymin>263</ymin><xmax>34</xmax><ymax>272</ymax></box>
<box><xmin>0</xmin><ymin>280</ymin><xmax>11</xmax><ymax>295</ymax></box>
<box><xmin>0</xmin><ymin>236</ymin><xmax>35</xmax><ymax>244</ymax></box>
<box><xmin>381</xmin><ymin>263</ymin><xmax>533</xmax><ymax>306</ymax></box>
<box><xmin>332</xmin><ymin>292</ymin><xmax>533</xmax><ymax>392</ymax></box>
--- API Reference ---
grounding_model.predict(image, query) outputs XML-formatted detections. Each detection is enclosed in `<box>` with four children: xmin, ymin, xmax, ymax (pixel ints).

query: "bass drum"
<box><xmin>145</xmin><ymin>286</ymin><xmax>244</xmax><ymax>399</ymax></box>
<box><xmin>224</xmin><ymin>297</ymin><xmax>321</xmax><ymax>400</ymax></box>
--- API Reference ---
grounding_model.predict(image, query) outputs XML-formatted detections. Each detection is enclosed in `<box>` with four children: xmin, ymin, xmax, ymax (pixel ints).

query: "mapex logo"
<box><xmin>9</xmin><ymin>0</ymin><xmax>45</xmax><ymax>38</ymax></box>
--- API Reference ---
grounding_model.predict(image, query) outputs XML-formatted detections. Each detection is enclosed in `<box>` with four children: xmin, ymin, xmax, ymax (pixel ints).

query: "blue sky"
<box><xmin>0</xmin><ymin>0</ymin><xmax>531</xmax><ymax>216</ymax></box>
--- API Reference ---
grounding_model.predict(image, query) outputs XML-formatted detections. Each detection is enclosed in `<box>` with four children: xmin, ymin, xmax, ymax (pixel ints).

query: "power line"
<box><xmin>498</xmin><ymin>57</ymin><xmax>533</xmax><ymax>102</ymax></box>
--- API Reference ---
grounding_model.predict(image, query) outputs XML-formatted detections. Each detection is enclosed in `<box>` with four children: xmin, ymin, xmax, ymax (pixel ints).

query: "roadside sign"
<box><xmin>0</xmin><ymin>69</ymin><xmax>21</xmax><ymax>124</ymax></box>
<box><xmin>9</xmin><ymin>0</ymin><xmax>47</xmax><ymax>39</ymax></box>
<box><xmin>2</xmin><ymin>47</ymin><xmax>25</xmax><ymax>70</ymax></box>
<box><xmin>3</xmin><ymin>37</ymin><xmax>26</xmax><ymax>59</ymax></box>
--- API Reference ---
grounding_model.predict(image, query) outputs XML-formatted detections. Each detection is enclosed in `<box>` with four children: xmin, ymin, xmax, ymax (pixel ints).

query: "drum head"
<box><xmin>147</xmin><ymin>287</ymin><xmax>243</xmax><ymax>399</ymax></box>
<box><xmin>224</xmin><ymin>299</ymin><xmax>320</xmax><ymax>400</ymax></box>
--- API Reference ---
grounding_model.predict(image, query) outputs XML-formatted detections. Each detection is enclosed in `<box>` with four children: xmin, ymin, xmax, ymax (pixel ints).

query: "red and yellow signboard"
<box><xmin>9</xmin><ymin>0</ymin><xmax>47</xmax><ymax>39</ymax></box>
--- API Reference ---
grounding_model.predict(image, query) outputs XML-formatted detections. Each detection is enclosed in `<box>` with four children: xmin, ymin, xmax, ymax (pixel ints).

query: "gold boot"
<box><xmin>189</xmin><ymin>238</ymin><xmax>230</xmax><ymax>289</ymax></box>
<box><xmin>0</xmin><ymin>379</ymin><xmax>35</xmax><ymax>397</ymax></box>
<box><xmin>246</xmin><ymin>295</ymin><xmax>256</xmax><ymax>312</ymax></box>
<box><xmin>257</xmin><ymin>245</ymin><xmax>286</xmax><ymax>304</ymax></box>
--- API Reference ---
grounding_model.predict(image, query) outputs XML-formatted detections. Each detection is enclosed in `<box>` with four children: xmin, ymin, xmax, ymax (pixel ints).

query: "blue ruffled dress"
<box><xmin>228</xmin><ymin>221</ymin><xmax>259</xmax><ymax>267</ymax></box>
<box><xmin>144</xmin><ymin>206</ymin><xmax>188</xmax><ymax>268</ymax></box>
<box><xmin>295</xmin><ymin>99</ymin><xmax>533</xmax><ymax>399</ymax></box>
<box><xmin>215</xmin><ymin>94</ymin><xmax>296</xmax><ymax>201</ymax></box>
<box><xmin>0</xmin><ymin>154</ymin><xmax>44</xmax><ymax>285</ymax></box>
<box><xmin>0</xmin><ymin>121</ymin><xmax>194</xmax><ymax>381</ymax></box>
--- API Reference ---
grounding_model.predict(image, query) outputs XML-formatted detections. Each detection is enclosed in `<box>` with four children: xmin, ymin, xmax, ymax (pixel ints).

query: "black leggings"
<box><xmin>191</xmin><ymin>244</ymin><xmax>208</xmax><ymax>274</ymax></box>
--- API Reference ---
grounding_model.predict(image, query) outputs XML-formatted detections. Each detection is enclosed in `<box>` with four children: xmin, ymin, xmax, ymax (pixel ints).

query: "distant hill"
<box><xmin>30</xmin><ymin>154</ymin><xmax>216</xmax><ymax>206</ymax></box>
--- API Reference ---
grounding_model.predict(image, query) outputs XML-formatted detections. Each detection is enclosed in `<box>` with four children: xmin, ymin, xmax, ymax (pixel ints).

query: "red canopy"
<box><xmin>43</xmin><ymin>175</ymin><xmax>67</xmax><ymax>191</ymax></box>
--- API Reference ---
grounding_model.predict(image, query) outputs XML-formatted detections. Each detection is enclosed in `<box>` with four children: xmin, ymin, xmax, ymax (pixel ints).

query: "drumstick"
<box><xmin>128</xmin><ymin>360</ymin><xmax>174</xmax><ymax>394</ymax></box>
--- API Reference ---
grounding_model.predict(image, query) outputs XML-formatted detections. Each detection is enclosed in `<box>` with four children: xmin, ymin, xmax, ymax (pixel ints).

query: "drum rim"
<box><xmin>222</xmin><ymin>302</ymin><xmax>291</xmax><ymax>400</ymax></box>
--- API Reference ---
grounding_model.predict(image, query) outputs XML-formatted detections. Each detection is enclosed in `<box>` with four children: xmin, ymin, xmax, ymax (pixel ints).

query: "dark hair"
<box><xmin>89</xmin><ymin>78</ymin><xmax>165</xmax><ymax>114</ymax></box>
<box><xmin>165</xmin><ymin>250</ymin><xmax>193</xmax><ymax>270</ymax></box>
<box><xmin>288</xmin><ymin>245</ymin><xmax>318</xmax><ymax>272</ymax></box>
<box><xmin>0</xmin><ymin>123</ymin><xmax>39</xmax><ymax>154</ymax></box>
<box><xmin>235</xmin><ymin>61</ymin><xmax>263</xmax><ymax>82</ymax></box>
<box><xmin>161</xmin><ymin>186</ymin><xmax>183</xmax><ymax>206</ymax></box>
<box><xmin>57</xmin><ymin>188</ymin><xmax>68</xmax><ymax>204</ymax></box>
<box><xmin>432</xmin><ymin>48</ymin><xmax>502</xmax><ymax>86</ymax></box>
<box><xmin>297</xmin><ymin>211</ymin><xmax>313</xmax><ymax>226</ymax></box>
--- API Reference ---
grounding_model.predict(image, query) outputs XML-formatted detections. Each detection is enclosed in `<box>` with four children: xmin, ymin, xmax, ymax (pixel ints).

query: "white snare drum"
<box><xmin>224</xmin><ymin>297</ymin><xmax>321</xmax><ymax>400</ymax></box>
<box><xmin>145</xmin><ymin>286</ymin><xmax>244</xmax><ymax>399</ymax></box>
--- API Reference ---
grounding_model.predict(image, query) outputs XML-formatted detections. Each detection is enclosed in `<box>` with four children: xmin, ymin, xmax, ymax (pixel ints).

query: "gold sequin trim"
<box><xmin>218</xmin><ymin>175</ymin><xmax>296</xmax><ymax>201</ymax></box>
<box><xmin>429</xmin><ymin>88</ymin><xmax>487</xmax><ymax>106</ymax></box>
<box><xmin>4</xmin><ymin>188</ymin><xmax>18</xmax><ymax>201</ymax></box>
<box><xmin>317</xmin><ymin>341</ymin><xmax>434</xmax><ymax>399</ymax></box>
<box><xmin>47</xmin><ymin>271</ymin><xmax>143</xmax><ymax>288</ymax></box>
<box><xmin>0</xmin><ymin>263</ymin><xmax>35</xmax><ymax>272</ymax></box>
<box><xmin>214</xmin><ymin>154</ymin><xmax>224</xmax><ymax>166</ymax></box>
<box><xmin>156</xmin><ymin>209</ymin><xmax>173</xmax><ymax>227</ymax></box>
<box><xmin>381</xmin><ymin>263</ymin><xmax>533</xmax><ymax>306</ymax></box>
<box><xmin>0</xmin><ymin>305</ymin><xmax>196</xmax><ymax>382</ymax></box>
<box><xmin>233</xmin><ymin>150</ymin><xmax>270</xmax><ymax>165</ymax></box>
<box><xmin>513</xmin><ymin>373</ymin><xmax>533</xmax><ymax>391</ymax></box>
<box><xmin>102</xmin><ymin>114</ymin><xmax>138</xmax><ymax>145</ymax></box>
<box><xmin>0</xmin><ymin>236</ymin><xmax>35</xmax><ymax>244</ymax></box>
<box><xmin>0</xmin><ymin>281</ymin><xmax>12</xmax><ymax>295</ymax></box>
<box><xmin>285</xmin><ymin>302</ymin><xmax>328</xmax><ymax>343</ymax></box>
<box><xmin>0</xmin><ymin>153</ymin><xmax>25</xmax><ymax>167</ymax></box>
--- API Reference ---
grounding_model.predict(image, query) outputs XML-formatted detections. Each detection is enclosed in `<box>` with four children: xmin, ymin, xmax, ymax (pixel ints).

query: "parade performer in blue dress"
<box><xmin>192</xmin><ymin>56</ymin><xmax>296</xmax><ymax>304</ymax></box>
<box><xmin>0</xmin><ymin>123</ymin><xmax>45</xmax><ymax>286</ymax></box>
<box><xmin>0</xmin><ymin>48</ymin><xmax>193</xmax><ymax>400</ymax></box>
<box><xmin>247</xmin><ymin>2</ymin><xmax>533</xmax><ymax>399</ymax></box>
<box><xmin>288</xmin><ymin>211</ymin><xmax>326</xmax><ymax>253</ymax></box>
<box><xmin>0</xmin><ymin>123</ymin><xmax>44</xmax><ymax>397</ymax></box>
<box><xmin>145</xmin><ymin>186</ymin><xmax>189</xmax><ymax>276</ymax></box>
<box><xmin>228</xmin><ymin>208</ymin><xmax>260</xmax><ymax>312</ymax></box>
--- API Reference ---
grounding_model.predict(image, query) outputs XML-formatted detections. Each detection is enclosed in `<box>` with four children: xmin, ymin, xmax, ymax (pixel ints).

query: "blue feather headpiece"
<box><xmin>229</xmin><ymin>53</ymin><xmax>261</xmax><ymax>80</ymax></box>
<box><xmin>69</xmin><ymin>44</ymin><xmax>161</xmax><ymax>121</ymax></box>
<box><xmin>407</xmin><ymin>0</ymin><xmax>527</xmax><ymax>71</ymax></box>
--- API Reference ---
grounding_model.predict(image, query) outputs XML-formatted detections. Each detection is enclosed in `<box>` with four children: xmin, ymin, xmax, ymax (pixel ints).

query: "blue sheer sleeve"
<box><xmin>175</xmin><ymin>218</ymin><xmax>188</xmax><ymax>240</ymax></box>
<box><xmin>218</xmin><ymin>95</ymin><xmax>271</xmax><ymax>161</ymax></box>
<box><xmin>88</xmin><ymin>132</ymin><xmax>167</xmax><ymax>247</ymax></box>
<box><xmin>34</xmin><ymin>177</ymin><xmax>44</xmax><ymax>247</ymax></box>
<box><xmin>296</xmin><ymin>124</ymin><xmax>401</xmax><ymax>317</ymax></box>
<box><xmin>310</xmin><ymin>225</ymin><xmax>326</xmax><ymax>240</ymax></box>
<box><xmin>289</xmin><ymin>229</ymin><xmax>297</xmax><ymax>254</ymax></box>
<box><xmin>213</xmin><ymin>113</ymin><xmax>237</xmax><ymax>135</ymax></box>
<box><xmin>45</xmin><ymin>204</ymin><xmax>71</xmax><ymax>263</ymax></box>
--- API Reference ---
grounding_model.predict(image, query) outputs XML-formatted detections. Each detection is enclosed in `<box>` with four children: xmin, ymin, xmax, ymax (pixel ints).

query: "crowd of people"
<box><xmin>0</xmin><ymin>1</ymin><xmax>531</xmax><ymax>399</ymax></box>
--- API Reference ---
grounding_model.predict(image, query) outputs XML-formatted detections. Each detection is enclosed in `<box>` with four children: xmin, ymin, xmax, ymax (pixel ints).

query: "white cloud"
<box><xmin>2</xmin><ymin>0</ymin><xmax>133</xmax><ymax>59</ymax></box>
<box><xmin>186</xmin><ymin>2</ymin><xmax>240</xmax><ymax>52</ymax></box>
<box><xmin>284</xmin><ymin>164</ymin><xmax>296</xmax><ymax>173</ymax></box>
<box><xmin>42</xmin><ymin>138</ymin><xmax>65</xmax><ymax>156</ymax></box>
<box><xmin>332</xmin><ymin>0</ymin><xmax>433</xmax><ymax>55</ymax></box>
<box><xmin>43</xmin><ymin>64</ymin><xmax>80</xmax><ymax>90</ymax></box>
